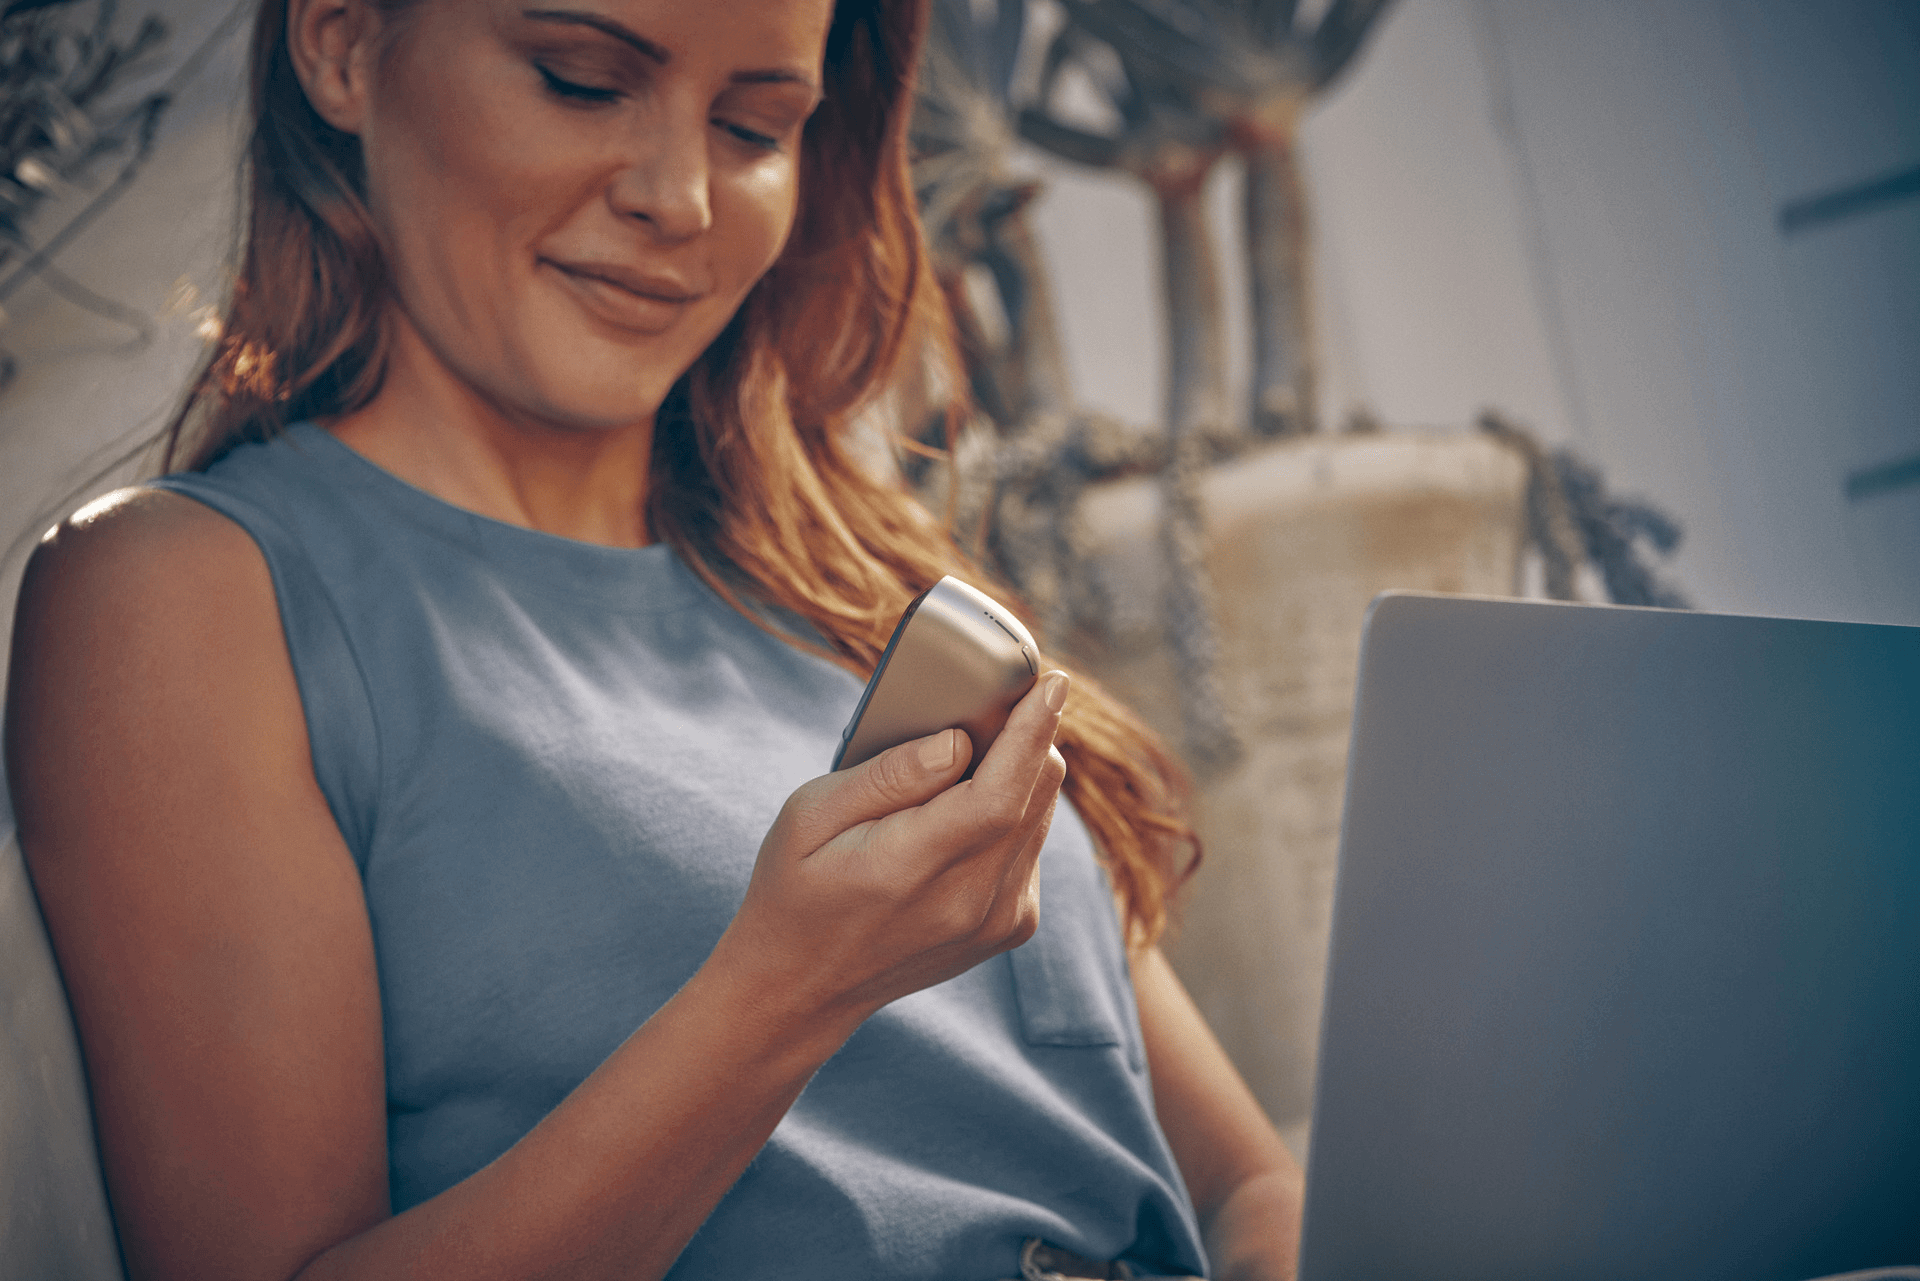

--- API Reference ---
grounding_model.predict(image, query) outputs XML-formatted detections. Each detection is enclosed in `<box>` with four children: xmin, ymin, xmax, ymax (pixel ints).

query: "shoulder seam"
<box><xmin>145</xmin><ymin>477</ymin><xmax>389</xmax><ymax>866</ymax></box>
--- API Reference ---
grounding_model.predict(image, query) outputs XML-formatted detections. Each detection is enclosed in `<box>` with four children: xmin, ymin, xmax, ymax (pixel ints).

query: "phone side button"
<box><xmin>1020</xmin><ymin>644</ymin><xmax>1038</xmax><ymax>675</ymax></box>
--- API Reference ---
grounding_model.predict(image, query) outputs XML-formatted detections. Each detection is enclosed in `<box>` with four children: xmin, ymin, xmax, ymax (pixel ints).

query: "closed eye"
<box><xmin>718</xmin><ymin>120</ymin><xmax>780</xmax><ymax>150</ymax></box>
<box><xmin>536</xmin><ymin>63</ymin><xmax>620</xmax><ymax>104</ymax></box>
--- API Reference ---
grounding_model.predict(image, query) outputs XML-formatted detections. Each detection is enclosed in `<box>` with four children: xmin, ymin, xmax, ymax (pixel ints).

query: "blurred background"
<box><xmin>2</xmin><ymin>0</ymin><xmax>1916</xmax><ymax>1159</ymax></box>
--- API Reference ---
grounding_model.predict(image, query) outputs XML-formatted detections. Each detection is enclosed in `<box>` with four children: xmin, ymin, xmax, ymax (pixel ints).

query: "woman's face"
<box><xmin>348</xmin><ymin>0</ymin><xmax>835</xmax><ymax>431</ymax></box>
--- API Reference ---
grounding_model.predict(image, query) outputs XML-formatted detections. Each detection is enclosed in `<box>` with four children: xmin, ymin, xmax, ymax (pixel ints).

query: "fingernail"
<box><xmin>918</xmin><ymin>728</ymin><xmax>957</xmax><ymax>770</ymax></box>
<box><xmin>1042</xmin><ymin>670</ymin><xmax>1069</xmax><ymax>712</ymax></box>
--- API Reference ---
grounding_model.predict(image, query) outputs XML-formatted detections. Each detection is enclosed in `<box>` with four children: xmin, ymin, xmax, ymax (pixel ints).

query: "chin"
<box><xmin>507</xmin><ymin>349</ymin><xmax>690</xmax><ymax>434</ymax></box>
<box><xmin>530</xmin><ymin>392</ymin><xmax>676</xmax><ymax>435</ymax></box>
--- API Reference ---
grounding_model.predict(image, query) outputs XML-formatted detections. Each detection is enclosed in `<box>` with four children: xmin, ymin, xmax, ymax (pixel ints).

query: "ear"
<box><xmin>285</xmin><ymin>0</ymin><xmax>382</xmax><ymax>135</ymax></box>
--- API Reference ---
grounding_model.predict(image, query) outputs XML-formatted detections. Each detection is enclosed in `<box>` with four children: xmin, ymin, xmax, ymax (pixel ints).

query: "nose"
<box><xmin>609</xmin><ymin>99</ymin><xmax>712</xmax><ymax>241</ymax></box>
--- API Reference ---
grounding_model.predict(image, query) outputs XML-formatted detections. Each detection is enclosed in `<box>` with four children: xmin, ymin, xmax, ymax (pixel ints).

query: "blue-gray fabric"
<box><xmin>151</xmin><ymin>423</ymin><xmax>1207</xmax><ymax>1281</ymax></box>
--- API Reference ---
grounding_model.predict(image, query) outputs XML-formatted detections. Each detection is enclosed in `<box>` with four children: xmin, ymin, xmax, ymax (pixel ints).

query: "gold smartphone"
<box><xmin>832</xmin><ymin>576</ymin><xmax>1040</xmax><ymax>777</ymax></box>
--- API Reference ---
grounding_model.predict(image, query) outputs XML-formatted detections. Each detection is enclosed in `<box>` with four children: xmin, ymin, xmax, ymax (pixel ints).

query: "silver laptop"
<box><xmin>1300</xmin><ymin>593</ymin><xmax>1920</xmax><ymax>1281</ymax></box>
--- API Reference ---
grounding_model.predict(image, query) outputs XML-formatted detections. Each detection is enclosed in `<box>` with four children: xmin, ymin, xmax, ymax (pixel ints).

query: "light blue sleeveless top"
<box><xmin>153</xmin><ymin>424</ymin><xmax>1207</xmax><ymax>1281</ymax></box>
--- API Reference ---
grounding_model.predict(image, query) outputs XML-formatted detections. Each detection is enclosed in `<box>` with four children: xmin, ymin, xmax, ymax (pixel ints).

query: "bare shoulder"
<box><xmin>8</xmin><ymin>485</ymin><xmax>289</xmax><ymax>797</ymax></box>
<box><xmin>6</xmin><ymin>483</ymin><xmax>301</xmax><ymax>867</ymax></box>
<box><xmin>14</xmin><ymin>485</ymin><xmax>268</xmax><ymax>636</ymax></box>
<box><xmin>8</xmin><ymin>488</ymin><xmax>392</xmax><ymax>1276</ymax></box>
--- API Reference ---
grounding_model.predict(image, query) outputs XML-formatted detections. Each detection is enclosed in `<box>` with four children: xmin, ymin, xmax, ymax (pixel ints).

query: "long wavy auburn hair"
<box><xmin>164</xmin><ymin>0</ymin><xmax>1199</xmax><ymax>946</ymax></box>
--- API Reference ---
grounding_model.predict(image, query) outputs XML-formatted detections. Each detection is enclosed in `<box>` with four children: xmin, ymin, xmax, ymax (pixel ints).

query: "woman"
<box><xmin>5</xmin><ymin>0</ymin><xmax>1304</xmax><ymax>1276</ymax></box>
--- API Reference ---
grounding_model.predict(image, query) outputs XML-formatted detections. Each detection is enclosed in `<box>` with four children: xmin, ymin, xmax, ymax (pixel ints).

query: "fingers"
<box><xmin>996</xmin><ymin>743</ymin><xmax>1063</xmax><ymax>904</ymax></box>
<box><xmin>775</xmin><ymin>728</ymin><xmax>973</xmax><ymax>855</ymax></box>
<box><xmin>910</xmin><ymin>672</ymin><xmax>1067</xmax><ymax>857</ymax></box>
<box><xmin>770</xmin><ymin>671</ymin><xmax>1066</xmax><ymax>903</ymax></box>
<box><xmin>737</xmin><ymin>680</ymin><xmax>1064</xmax><ymax>1017</ymax></box>
<box><xmin>989</xmin><ymin>761</ymin><xmax>1059</xmax><ymax>945</ymax></box>
<box><xmin>903</xmin><ymin>721</ymin><xmax>1066</xmax><ymax>896</ymax></box>
<box><xmin>959</xmin><ymin>670</ymin><xmax>1070</xmax><ymax>817</ymax></box>
<box><xmin>804</xmin><ymin>669</ymin><xmax>1064</xmax><ymax>856</ymax></box>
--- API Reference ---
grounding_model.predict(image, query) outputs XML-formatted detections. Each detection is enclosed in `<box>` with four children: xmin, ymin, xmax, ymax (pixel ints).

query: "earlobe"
<box><xmin>285</xmin><ymin>0</ymin><xmax>377</xmax><ymax>135</ymax></box>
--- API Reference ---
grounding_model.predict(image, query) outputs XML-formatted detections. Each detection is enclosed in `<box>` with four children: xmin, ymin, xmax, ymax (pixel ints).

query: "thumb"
<box><xmin>774</xmin><ymin>729</ymin><xmax>974</xmax><ymax>855</ymax></box>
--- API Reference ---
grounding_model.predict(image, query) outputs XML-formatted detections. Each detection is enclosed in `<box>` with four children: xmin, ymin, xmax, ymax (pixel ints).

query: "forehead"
<box><xmin>472</xmin><ymin>0</ymin><xmax>839</xmax><ymax>69</ymax></box>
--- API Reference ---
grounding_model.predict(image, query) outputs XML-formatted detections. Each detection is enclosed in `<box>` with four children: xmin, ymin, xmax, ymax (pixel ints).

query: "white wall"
<box><xmin>1025</xmin><ymin>0</ymin><xmax>1920</xmax><ymax>625</ymax></box>
<box><xmin>1483</xmin><ymin>0</ymin><xmax>1919</xmax><ymax>624</ymax></box>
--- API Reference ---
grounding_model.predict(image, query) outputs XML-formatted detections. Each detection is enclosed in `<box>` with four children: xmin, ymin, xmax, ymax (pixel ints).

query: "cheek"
<box><xmin>713</xmin><ymin>162</ymin><xmax>802</xmax><ymax>293</ymax></box>
<box><xmin>362</xmin><ymin>52</ymin><xmax>587</xmax><ymax>292</ymax></box>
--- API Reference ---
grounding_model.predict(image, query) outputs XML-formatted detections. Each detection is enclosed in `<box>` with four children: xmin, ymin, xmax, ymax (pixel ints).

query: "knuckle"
<box><xmin>983</xmin><ymin>891</ymin><xmax>1037</xmax><ymax>952</ymax></box>
<box><xmin>766</xmin><ymin>791</ymin><xmax>806</xmax><ymax>842</ymax></box>
<box><xmin>938</xmin><ymin>893</ymin><xmax>989</xmax><ymax>943</ymax></box>
<box><xmin>1007</xmin><ymin>904</ymin><xmax>1039</xmax><ymax>949</ymax></box>
<box><xmin>867</xmin><ymin>743</ymin><xmax>920</xmax><ymax>799</ymax></box>
<box><xmin>975</xmin><ymin>791</ymin><xmax>1024</xmax><ymax>836</ymax></box>
<box><xmin>772</xmin><ymin>776</ymin><xmax>836</xmax><ymax>847</ymax></box>
<box><xmin>781</xmin><ymin>776</ymin><xmax>827</xmax><ymax>819</ymax></box>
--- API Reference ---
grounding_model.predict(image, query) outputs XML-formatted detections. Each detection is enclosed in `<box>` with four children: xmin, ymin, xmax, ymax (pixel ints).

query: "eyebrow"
<box><xmin>520</xmin><ymin>8</ymin><xmax>820</xmax><ymax>92</ymax></box>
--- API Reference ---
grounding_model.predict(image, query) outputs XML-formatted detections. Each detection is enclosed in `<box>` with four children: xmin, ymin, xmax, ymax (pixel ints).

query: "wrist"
<box><xmin>691</xmin><ymin>924</ymin><xmax>874</xmax><ymax>1078</ymax></box>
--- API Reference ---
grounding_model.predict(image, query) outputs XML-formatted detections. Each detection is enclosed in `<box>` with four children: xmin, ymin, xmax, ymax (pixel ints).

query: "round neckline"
<box><xmin>281</xmin><ymin>421</ymin><xmax>692</xmax><ymax>606</ymax></box>
<box><xmin>284</xmin><ymin>420</ymin><xmax>672</xmax><ymax>556</ymax></box>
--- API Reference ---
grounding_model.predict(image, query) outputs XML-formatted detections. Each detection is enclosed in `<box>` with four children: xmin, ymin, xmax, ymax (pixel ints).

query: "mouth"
<box><xmin>543</xmin><ymin>259</ymin><xmax>705</xmax><ymax>334</ymax></box>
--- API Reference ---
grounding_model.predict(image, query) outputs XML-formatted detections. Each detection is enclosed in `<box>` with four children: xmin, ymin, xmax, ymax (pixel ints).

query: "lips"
<box><xmin>544</xmin><ymin>259</ymin><xmax>706</xmax><ymax>335</ymax></box>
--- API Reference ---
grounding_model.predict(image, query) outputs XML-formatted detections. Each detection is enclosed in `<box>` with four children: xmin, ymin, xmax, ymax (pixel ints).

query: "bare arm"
<box><xmin>7</xmin><ymin>489</ymin><xmax>1068</xmax><ymax>1281</ymax></box>
<box><xmin>1133</xmin><ymin>946</ymin><xmax>1306</xmax><ymax>1281</ymax></box>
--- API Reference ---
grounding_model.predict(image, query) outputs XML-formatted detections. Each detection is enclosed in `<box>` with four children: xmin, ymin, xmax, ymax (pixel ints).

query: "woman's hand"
<box><xmin>713</xmin><ymin>669</ymin><xmax>1071</xmax><ymax>1034</ymax></box>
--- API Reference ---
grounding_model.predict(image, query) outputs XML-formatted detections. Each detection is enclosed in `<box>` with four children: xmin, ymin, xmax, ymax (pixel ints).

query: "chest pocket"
<box><xmin>1008</xmin><ymin>821</ymin><xmax>1145</xmax><ymax>1070</ymax></box>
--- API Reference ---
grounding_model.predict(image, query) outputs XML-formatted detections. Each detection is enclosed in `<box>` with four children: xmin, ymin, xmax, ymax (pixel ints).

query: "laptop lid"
<box><xmin>1300</xmin><ymin>593</ymin><xmax>1920</xmax><ymax>1281</ymax></box>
